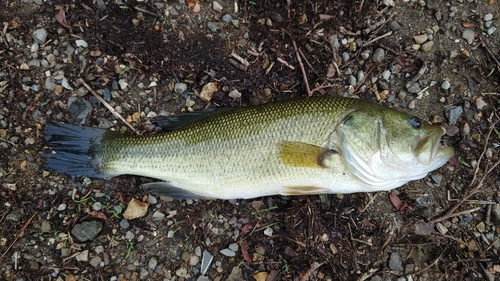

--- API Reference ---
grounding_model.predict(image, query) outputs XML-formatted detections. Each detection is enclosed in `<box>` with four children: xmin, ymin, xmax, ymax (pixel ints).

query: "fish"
<box><xmin>43</xmin><ymin>96</ymin><xmax>454</xmax><ymax>199</ymax></box>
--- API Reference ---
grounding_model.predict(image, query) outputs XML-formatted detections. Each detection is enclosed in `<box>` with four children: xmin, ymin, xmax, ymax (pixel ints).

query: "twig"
<box><xmin>480</xmin><ymin>37</ymin><xmax>500</xmax><ymax>72</ymax></box>
<box><xmin>133</xmin><ymin>6</ymin><xmax>161</xmax><ymax>17</ymax></box>
<box><xmin>406</xmin><ymin>62</ymin><xmax>428</xmax><ymax>89</ymax></box>
<box><xmin>277</xmin><ymin>57</ymin><xmax>295</xmax><ymax>70</ymax></box>
<box><xmin>364</xmin><ymin>31</ymin><xmax>393</xmax><ymax>46</ymax></box>
<box><xmin>292</xmin><ymin>40</ymin><xmax>311</xmax><ymax>96</ymax></box>
<box><xmin>412</xmin><ymin>250</ymin><xmax>445</xmax><ymax>275</ymax></box>
<box><xmin>430</xmin><ymin>207</ymin><xmax>481</xmax><ymax>224</ymax></box>
<box><xmin>0</xmin><ymin>137</ymin><xmax>15</xmax><ymax>146</ymax></box>
<box><xmin>78</xmin><ymin>79</ymin><xmax>136</xmax><ymax>133</ymax></box>
<box><xmin>0</xmin><ymin>211</ymin><xmax>38</xmax><ymax>260</ymax></box>
<box><xmin>361</xmin><ymin>192</ymin><xmax>380</xmax><ymax>213</ymax></box>
<box><xmin>440</xmin><ymin>120</ymin><xmax>500</xmax><ymax>217</ymax></box>
<box><xmin>299</xmin><ymin>262</ymin><xmax>325</xmax><ymax>281</ymax></box>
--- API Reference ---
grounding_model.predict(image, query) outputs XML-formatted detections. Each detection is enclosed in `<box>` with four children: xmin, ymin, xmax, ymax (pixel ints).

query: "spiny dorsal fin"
<box><xmin>278</xmin><ymin>141</ymin><xmax>337</xmax><ymax>168</ymax></box>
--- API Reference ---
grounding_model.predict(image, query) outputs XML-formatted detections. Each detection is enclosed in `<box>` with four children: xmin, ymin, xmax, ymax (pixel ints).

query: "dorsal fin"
<box><xmin>154</xmin><ymin>108</ymin><xmax>236</xmax><ymax>131</ymax></box>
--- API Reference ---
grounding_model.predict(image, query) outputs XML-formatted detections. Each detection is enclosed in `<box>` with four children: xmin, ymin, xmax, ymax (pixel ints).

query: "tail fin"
<box><xmin>43</xmin><ymin>123</ymin><xmax>110</xmax><ymax>178</ymax></box>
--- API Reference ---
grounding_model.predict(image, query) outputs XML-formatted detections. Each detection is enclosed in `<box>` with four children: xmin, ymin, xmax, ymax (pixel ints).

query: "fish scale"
<box><xmin>44</xmin><ymin>96</ymin><xmax>454</xmax><ymax>199</ymax></box>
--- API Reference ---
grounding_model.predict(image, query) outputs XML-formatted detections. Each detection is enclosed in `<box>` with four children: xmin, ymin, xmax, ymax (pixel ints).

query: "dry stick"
<box><xmin>480</xmin><ymin>37</ymin><xmax>500</xmax><ymax>72</ymax></box>
<box><xmin>432</xmin><ymin>119</ymin><xmax>500</xmax><ymax>223</ymax></box>
<box><xmin>430</xmin><ymin>207</ymin><xmax>481</xmax><ymax>225</ymax></box>
<box><xmin>292</xmin><ymin>40</ymin><xmax>312</xmax><ymax>96</ymax></box>
<box><xmin>0</xmin><ymin>211</ymin><xmax>38</xmax><ymax>260</ymax></box>
<box><xmin>406</xmin><ymin>62</ymin><xmax>428</xmax><ymax>89</ymax></box>
<box><xmin>364</xmin><ymin>31</ymin><xmax>393</xmax><ymax>46</ymax></box>
<box><xmin>299</xmin><ymin>262</ymin><xmax>325</xmax><ymax>281</ymax></box>
<box><xmin>79</xmin><ymin>79</ymin><xmax>136</xmax><ymax>133</ymax></box>
<box><xmin>412</xmin><ymin>250</ymin><xmax>445</xmax><ymax>276</ymax></box>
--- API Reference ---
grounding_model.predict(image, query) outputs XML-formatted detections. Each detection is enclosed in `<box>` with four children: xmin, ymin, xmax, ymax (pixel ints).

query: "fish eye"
<box><xmin>409</xmin><ymin>116</ymin><xmax>421</xmax><ymax>128</ymax></box>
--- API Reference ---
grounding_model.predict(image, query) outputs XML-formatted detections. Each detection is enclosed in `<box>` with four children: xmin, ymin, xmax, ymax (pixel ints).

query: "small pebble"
<box><xmin>462</xmin><ymin>29</ymin><xmax>475</xmax><ymax>44</ymax></box>
<box><xmin>484</xmin><ymin>13</ymin><xmax>493</xmax><ymax>22</ymax></box>
<box><xmin>441</xmin><ymin>80</ymin><xmax>451</xmax><ymax>90</ymax></box>
<box><xmin>220</xmin><ymin>248</ymin><xmax>235</xmax><ymax>257</ymax></box>
<box><xmin>212</xmin><ymin>1</ymin><xmax>223</xmax><ymax>12</ymax></box>
<box><xmin>371</xmin><ymin>48</ymin><xmax>385</xmax><ymax>62</ymax></box>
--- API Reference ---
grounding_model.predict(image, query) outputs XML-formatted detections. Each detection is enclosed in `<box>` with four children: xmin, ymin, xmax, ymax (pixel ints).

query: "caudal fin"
<box><xmin>44</xmin><ymin>123</ymin><xmax>110</xmax><ymax>178</ymax></box>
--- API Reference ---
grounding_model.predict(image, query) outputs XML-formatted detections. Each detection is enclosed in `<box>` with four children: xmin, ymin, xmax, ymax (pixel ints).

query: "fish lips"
<box><xmin>414</xmin><ymin>126</ymin><xmax>454</xmax><ymax>166</ymax></box>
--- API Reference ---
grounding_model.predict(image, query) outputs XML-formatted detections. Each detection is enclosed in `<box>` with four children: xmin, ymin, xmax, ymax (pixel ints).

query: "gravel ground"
<box><xmin>1</xmin><ymin>0</ymin><xmax>500</xmax><ymax>280</ymax></box>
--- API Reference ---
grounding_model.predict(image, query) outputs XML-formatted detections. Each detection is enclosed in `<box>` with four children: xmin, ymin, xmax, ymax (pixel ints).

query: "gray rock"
<box><xmin>89</xmin><ymin>256</ymin><xmax>102</xmax><ymax>267</ymax></box>
<box><xmin>207</xmin><ymin>22</ymin><xmax>219</xmax><ymax>32</ymax></box>
<box><xmin>220</xmin><ymin>248</ymin><xmax>236</xmax><ymax>257</ymax></box>
<box><xmin>329</xmin><ymin>35</ymin><xmax>340</xmax><ymax>49</ymax></box>
<box><xmin>44</xmin><ymin>77</ymin><xmax>57</xmax><ymax>90</ymax></box>
<box><xmin>388</xmin><ymin>252</ymin><xmax>404</xmax><ymax>271</ymax></box>
<box><xmin>421</xmin><ymin>41</ymin><xmax>434</xmax><ymax>52</ymax></box>
<box><xmin>32</xmin><ymin>28</ymin><xmax>48</xmax><ymax>44</ymax></box>
<box><xmin>75</xmin><ymin>39</ymin><xmax>88</xmax><ymax>48</ymax></box>
<box><xmin>382</xmin><ymin>0</ymin><xmax>395</xmax><ymax>6</ymax></box>
<box><xmin>201</xmin><ymin>250</ymin><xmax>213</xmax><ymax>275</ymax></box>
<box><xmin>372</xmin><ymin>48</ymin><xmax>385</xmax><ymax>62</ymax></box>
<box><xmin>444</xmin><ymin>105</ymin><xmax>463</xmax><ymax>125</ymax></box>
<box><xmin>71</xmin><ymin>221</ymin><xmax>103</xmax><ymax>242</ymax></box>
<box><xmin>174</xmin><ymin>82</ymin><xmax>187</xmax><ymax>94</ymax></box>
<box><xmin>139</xmin><ymin>267</ymin><xmax>149</xmax><ymax>279</ymax></box>
<box><xmin>348</xmin><ymin>75</ymin><xmax>357</xmax><ymax>86</ymax></box>
<box><xmin>342</xmin><ymin>52</ymin><xmax>350</xmax><ymax>61</ymax></box>
<box><xmin>67</xmin><ymin>97</ymin><xmax>92</xmax><ymax>125</ymax></box>
<box><xmin>491</xmin><ymin>204</ymin><xmax>500</xmax><ymax>225</ymax></box>
<box><xmin>222</xmin><ymin>14</ymin><xmax>233</xmax><ymax>22</ymax></box>
<box><xmin>212</xmin><ymin>1</ymin><xmax>223</xmax><ymax>12</ymax></box>
<box><xmin>7</xmin><ymin>213</ymin><xmax>23</xmax><ymax>221</ymax></box>
<box><xmin>148</xmin><ymin>256</ymin><xmax>158</xmax><ymax>270</ymax></box>
<box><xmin>441</xmin><ymin>80</ymin><xmax>451</xmax><ymax>90</ymax></box>
<box><xmin>407</xmin><ymin>83</ymin><xmax>421</xmax><ymax>94</ymax></box>
<box><xmin>487</xmin><ymin>27</ymin><xmax>496</xmax><ymax>35</ymax></box>
<box><xmin>484</xmin><ymin>13</ymin><xmax>493</xmax><ymax>22</ymax></box>
<box><xmin>382</xmin><ymin>70</ymin><xmax>391</xmax><ymax>81</ymax></box>
<box><xmin>462</xmin><ymin>29</ymin><xmax>475</xmax><ymax>44</ymax></box>
<box><xmin>370</xmin><ymin>276</ymin><xmax>383</xmax><ymax>281</ymax></box>
<box><xmin>41</xmin><ymin>220</ymin><xmax>51</xmax><ymax>233</ymax></box>
<box><xmin>389</xmin><ymin>20</ymin><xmax>401</xmax><ymax>31</ymax></box>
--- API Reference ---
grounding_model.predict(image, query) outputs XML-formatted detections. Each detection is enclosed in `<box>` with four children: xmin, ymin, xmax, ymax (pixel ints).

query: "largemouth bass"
<box><xmin>44</xmin><ymin>96</ymin><xmax>454</xmax><ymax>199</ymax></box>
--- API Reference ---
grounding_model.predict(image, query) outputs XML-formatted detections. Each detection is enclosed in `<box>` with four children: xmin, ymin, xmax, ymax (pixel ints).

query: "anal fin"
<box><xmin>143</xmin><ymin>182</ymin><xmax>204</xmax><ymax>199</ymax></box>
<box><xmin>282</xmin><ymin>186</ymin><xmax>328</xmax><ymax>195</ymax></box>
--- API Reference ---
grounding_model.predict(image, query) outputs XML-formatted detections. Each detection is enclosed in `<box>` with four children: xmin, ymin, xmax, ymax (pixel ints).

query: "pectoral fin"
<box><xmin>282</xmin><ymin>186</ymin><xmax>328</xmax><ymax>195</ymax></box>
<box><xmin>278</xmin><ymin>141</ymin><xmax>338</xmax><ymax>168</ymax></box>
<box><xmin>143</xmin><ymin>182</ymin><xmax>205</xmax><ymax>199</ymax></box>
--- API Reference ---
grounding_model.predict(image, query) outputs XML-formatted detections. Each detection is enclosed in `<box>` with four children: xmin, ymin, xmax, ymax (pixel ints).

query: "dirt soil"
<box><xmin>1</xmin><ymin>0</ymin><xmax>500</xmax><ymax>280</ymax></box>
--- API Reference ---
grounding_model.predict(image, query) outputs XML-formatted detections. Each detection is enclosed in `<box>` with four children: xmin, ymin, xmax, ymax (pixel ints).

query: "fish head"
<box><xmin>335</xmin><ymin>105</ymin><xmax>454</xmax><ymax>190</ymax></box>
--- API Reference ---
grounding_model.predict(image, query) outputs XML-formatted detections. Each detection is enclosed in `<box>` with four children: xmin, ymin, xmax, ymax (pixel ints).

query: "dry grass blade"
<box><xmin>0</xmin><ymin>211</ymin><xmax>38</xmax><ymax>261</ymax></box>
<box><xmin>78</xmin><ymin>79</ymin><xmax>136</xmax><ymax>133</ymax></box>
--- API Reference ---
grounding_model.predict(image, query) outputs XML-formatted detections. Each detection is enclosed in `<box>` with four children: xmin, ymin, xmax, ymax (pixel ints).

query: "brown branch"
<box><xmin>0</xmin><ymin>211</ymin><xmax>38</xmax><ymax>260</ymax></box>
<box><xmin>292</xmin><ymin>40</ymin><xmax>312</xmax><ymax>96</ymax></box>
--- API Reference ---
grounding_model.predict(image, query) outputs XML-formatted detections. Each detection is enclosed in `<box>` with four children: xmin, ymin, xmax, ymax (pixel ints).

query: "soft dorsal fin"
<box><xmin>154</xmin><ymin>108</ymin><xmax>236</xmax><ymax>131</ymax></box>
<box><xmin>278</xmin><ymin>141</ymin><xmax>338</xmax><ymax>168</ymax></box>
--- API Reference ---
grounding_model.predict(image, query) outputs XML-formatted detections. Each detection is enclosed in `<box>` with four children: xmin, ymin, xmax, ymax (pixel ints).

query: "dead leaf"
<box><xmin>361</xmin><ymin>218</ymin><xmax>375</xmax><ymax>228</ymax></box>
<box><xmin>240</xmin><ymin>240</ymin><xmax>252</xmax><ymax>263</ymax></box>
<box><xmin>389</xmin><ymin>193</ymin><xmax>403</xmax><ymax>211</ymax></box>
<box><xmin>84</xmin><ymin>208</ymin><xmax>108</xmax><ymax>220</ymax></box>
<box><xmin>186</xmin><ymin>0</ymin><xmax>198</xmax><ymax>8</ymax></box>
<box><xmin>413</xmin><ymin>221</ymin><xmax>434</xmax><ymax>236</ymax></box>
<box><xmin>462</xmin><ymin>22</ymin><xmax>476</xmax><ymax>28</ymax></box>
<box><xmin>55</xmin><ymin>8</ymin><xmax>69</xmax><ymax>27</ymax></box>
<box><xmin>123</xmin><ymin>198</ymin><xmax>149</xmax><ymax>220</ymax></box>
<box><xmin>448</xmin><ymin>156</ymin><xmax>458</xmax><ymax>166</ymax></box>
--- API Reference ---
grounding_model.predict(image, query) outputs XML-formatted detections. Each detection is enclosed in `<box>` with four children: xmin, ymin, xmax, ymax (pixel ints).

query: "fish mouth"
<box><xmin>414</xmin><ymin>126</ymin><xmax>454</xmax><ymax>165</ymax></box>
